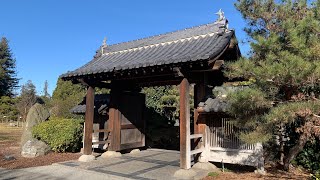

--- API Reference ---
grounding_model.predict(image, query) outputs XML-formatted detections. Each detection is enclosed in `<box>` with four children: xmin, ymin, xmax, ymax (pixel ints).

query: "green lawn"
<box><xmin>0</xmin><ymin>123</ymin><xmax>22</xmax><ymax>143</ymax></box>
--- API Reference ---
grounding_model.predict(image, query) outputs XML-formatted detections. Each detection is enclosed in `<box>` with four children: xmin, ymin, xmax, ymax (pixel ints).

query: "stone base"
<box><xmin>130</xmin><ymin>149</ymin><xmax>140</xmax><ymax>154</ymax></box>
<box><xmin>78</xmin><ymin>155</ymin><xmax>96</xmax><ymax>162</ymax></box>
<box><xmin>254</xmin><ymin>169</ymin><xmax>266</xmax><ymax>175</ymax></box>
<box><xmin>192</xmin><ymin>162</ymin><xmax>220</xmax><ymax>172</ymax></box>
<box><xmin>173</xmin><ymin>169</ymin><xmax>196</xmax><ymax>179</ymax></box>
<box><xmin>101</xmin><ymin>151</ymin><xmax>122</xmax><ymax>159</ymax></box>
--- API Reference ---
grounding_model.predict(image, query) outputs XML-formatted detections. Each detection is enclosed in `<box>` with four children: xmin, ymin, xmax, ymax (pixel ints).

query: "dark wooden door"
<box><xmin>118</xmin><ymin>92</ymin><xmax>145</xmax><ymax>150</ymax></box>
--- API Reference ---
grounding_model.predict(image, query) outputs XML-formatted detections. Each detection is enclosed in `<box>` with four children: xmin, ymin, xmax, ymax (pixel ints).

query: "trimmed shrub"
<box><xmin>32</xmin><ymin>118</ymin><xmax>83</xmax><ymax>152</ymax></box>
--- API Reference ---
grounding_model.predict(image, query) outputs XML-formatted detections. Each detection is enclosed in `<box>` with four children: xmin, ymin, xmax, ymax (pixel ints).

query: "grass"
<box><xmin>0</xmin><ymin>123</ymin><xmax>23</xmax><ymax>143</ymax></box>
<box><xmin>222</xmin><ymin>168</ymin><xmax>232</xmax><ymax>172</ymax></box>
<box><xmin>208</xmin><ymin>172</ymin><xmax>219</xmax><ymax>177</ymax></box>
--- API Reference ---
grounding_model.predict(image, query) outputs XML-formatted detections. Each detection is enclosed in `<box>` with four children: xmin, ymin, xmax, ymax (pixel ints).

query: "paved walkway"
<box><xmin>0</xmin><ymin>149</ymin><xmax>209</xmax><ymax>180</ymax></box>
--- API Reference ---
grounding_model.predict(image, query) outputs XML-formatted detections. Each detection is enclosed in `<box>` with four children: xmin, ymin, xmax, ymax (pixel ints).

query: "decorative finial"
<box><xmin>101</xmin><ymin>37</ymin><xmax>107</xmax><ymax>54</ymax></box>
<box><xmin>215</xmin><ymin>9</ymin><xmax>225</xmax><ymax>21</ymax></box>
<box><xmin>102</xmin><ymin>37</ymin><xmax>107</xmax><ymax>46</ymax></box>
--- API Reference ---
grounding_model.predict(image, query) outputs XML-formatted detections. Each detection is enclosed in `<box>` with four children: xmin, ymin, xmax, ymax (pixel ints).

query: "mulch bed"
<box><xmin>0</xmin><ymin>125</ymin><xmax>81</xmax><ymax>169</ymax></box>
<box><xmin>0</xmin><ymin>151</ymin><xmax>81</xmax><ymax>169</ymax></box>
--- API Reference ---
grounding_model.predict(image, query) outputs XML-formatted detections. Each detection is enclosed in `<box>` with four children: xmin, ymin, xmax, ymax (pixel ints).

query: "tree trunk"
<box><xmin>283</xmin><ymin>134</ymin><xmax>308</xmax><ymax>171</ymax></box>
<box><xmin>279</xmin><ymin>124</ymin><xmax>285</xmax><ymax>165</ymax></box>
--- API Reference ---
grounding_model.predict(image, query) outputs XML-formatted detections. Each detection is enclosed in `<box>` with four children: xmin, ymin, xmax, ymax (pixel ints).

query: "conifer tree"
<box><xmin>0</xmin><ymin>37</ymin><xmax>18</xmax><ymax>97</ymax></box>
<box><xmin>227</xmin><ymin>0</ymin><xmax>320</xmax><ymax>170</ymax></box>
<box><xmin>43</xmin><ymin>80</ymin><xmax>50</xmax><ymax>98</ymax></box>
<box><xmin>51</xmin><ymin>79</ymin><xmax>86</xmax><ymax>118</ymax></box>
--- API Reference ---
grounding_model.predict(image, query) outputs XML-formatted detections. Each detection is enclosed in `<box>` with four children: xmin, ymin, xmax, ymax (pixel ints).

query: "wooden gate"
<box><xmin>110</xmin><ymin>92</ymin><xmax>146</xmax><ymax>151</ymax></box>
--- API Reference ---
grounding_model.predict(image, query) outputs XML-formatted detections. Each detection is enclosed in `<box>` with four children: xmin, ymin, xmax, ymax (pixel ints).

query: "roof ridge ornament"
<box><xmin>102</xmin><ymin>37</ymin><xmax>107</xmax><ymax>46</ymax></box>
<box><xmin>215</xmin><ymin>9</ymin><xmax>225</xmax><ymax>21</ymax></box>
<box><xmin>101</xmin><ymin>37</ymin><xmax>107</xmax><ymax>54</ymax></box>
<box><xmin>215</xmin><ymin>9</ymin><xmax>229</xmax><ymax>31</ymax></box>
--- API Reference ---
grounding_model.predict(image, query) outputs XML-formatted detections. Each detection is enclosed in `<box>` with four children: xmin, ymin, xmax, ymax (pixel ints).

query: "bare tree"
<box><xmin>16</xmin><ymin>80</ymin><xmax>37</xmax><ymax>121</ymax></box>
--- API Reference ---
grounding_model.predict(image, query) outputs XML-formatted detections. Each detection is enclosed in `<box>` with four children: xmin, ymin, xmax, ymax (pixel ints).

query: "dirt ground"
<box><xmin>0</xmin><ymin>123</ymin><xmax>80</xmax><ymax>169</ymax></box>
<box><xmin>202</xmin><ymin>163</ymin><xmax>310</xmax><ymax>180</ymax></box>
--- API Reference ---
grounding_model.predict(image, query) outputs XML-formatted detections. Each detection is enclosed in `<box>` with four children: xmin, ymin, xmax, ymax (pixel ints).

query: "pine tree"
<box><xmin>227</xmin><ymin>0</ymin><xmax>320</xmax><ymax>171</ymax></box>
<box><xmin>0</xmin><ymin>37</ymin><xmax>18</xmax><ymax>97</ymax></box>
<box><xmin>43</xmin><ymin>80</ymin><xmax>50</xmax><ymax>98</ymax></box>
<box><xmin>51</xmin><ymin>79</ymin><xmax>86</xmax><ymax>118</ymax></box>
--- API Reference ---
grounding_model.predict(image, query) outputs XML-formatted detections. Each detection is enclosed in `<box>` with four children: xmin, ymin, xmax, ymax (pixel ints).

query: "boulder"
<box><xmin>21</xmin><ymin>139</ymin><xmax>50</xmax><ymax>158</ymax></box>
<box><xmin>21</xmin><ymin>103</ymin><xmax>50</xmax><ymax>147</ymax></box>
<box><xmin>3</xmin><ymin>155</ymin><xmax>15</xmax><ymax>161</ymax></box>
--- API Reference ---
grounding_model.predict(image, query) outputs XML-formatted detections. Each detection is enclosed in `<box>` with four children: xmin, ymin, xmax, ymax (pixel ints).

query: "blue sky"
<box><xmin>1</xmin><ymin>0</ymin><xmax>249</xmax><ymax>95</ymax></box>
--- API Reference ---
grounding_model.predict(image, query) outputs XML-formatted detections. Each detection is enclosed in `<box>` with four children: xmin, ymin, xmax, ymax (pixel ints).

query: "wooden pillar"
<box><xmin>194</xmin><ymin>83</ymin><xmax>207</xmax><ymax>134</ymax></box>
<box><xmin>109</xmin><ymin>89</ymin><xmax>121</xmax><ymax>151</ymax></box>
<box><xmin>84</xmin><ymin>85</ymin><xmax>95</xmax><ymax>155</ymax></box>
<box><xmin>180</xmin><ymin>78</ymin><xmax>191</xmax><ymax>169</ymax></box>
<box><xmin>194</xmin><ymin>73</ymin><xmax>210</xmax><ymax>162</ymax></box>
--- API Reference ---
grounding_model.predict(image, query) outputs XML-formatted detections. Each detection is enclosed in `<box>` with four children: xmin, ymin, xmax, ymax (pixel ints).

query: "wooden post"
<box><xmin>180</xmin><ymin>78</ymin><xmax>191</xmax><ymax>169</ymax></box>
<box><xmin>109</xmin><ymin>90</ymin><xmax>121</xmax><ymax>151</ymax></box>
<box><xmin>194</xmin><ymin>83</ymin><xmax>207</xmax><ymax>134</ymax></box>
<box><xmin>84</xmin><ymin>85</ymin><xmax>95</xmax><ymax>155</ymax></box>
<box><xmin>194</xmin><ymin>73</ymin><xmax>210</xmax><ymax>162</ymax></box>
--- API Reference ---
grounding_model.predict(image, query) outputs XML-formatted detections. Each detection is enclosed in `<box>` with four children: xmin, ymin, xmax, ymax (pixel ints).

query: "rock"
<box><xmin>9</xmin><ymin>123</ymin><xmax>16</xmax><ymax>127</ymax></box>
<box><xmin>78</xmin><ymin>155</ymin><xmax>96</xmax><ymax>162</ymax></box>
<box><xmin>173</xmin><ymin>169</ymin><xmax>197</xmax><ymax>179</ymax></box>
<box><xmin>21</xmin><ymin>139</ymin><xmax>50</xmax><ymax>158</ymax></box>
<box><xmin>101</xmin><ymin>151</ymin><xmax>122</xmax><ymax>159</ymax></box>
<box><xmin>3</xmin><ymin>155</ymin><xmax>15</xmax><ymax>161</ymax></box>
<box><xmin>129</xmin><ymin>149</ymin><xmax>140</xmax><ymax>154</ymax></box>
<box><xmin>21</xmin><ymin>103</ymin><xmax>50</xmax><ymax>147</ymax></box>
<box><xmin>192</xmin><ymin>162</ymin><xmax>220</xmax><ymax>172</ymax></box>
<box><xmin>254</xmin><ymin>169</ymin><xmax>266</xmax><ymax>175</ymax></box>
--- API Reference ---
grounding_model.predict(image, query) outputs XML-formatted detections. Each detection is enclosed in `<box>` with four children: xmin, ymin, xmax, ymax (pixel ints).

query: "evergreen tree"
<box><xmin>43</xmin><ymin>80</ymin><xmax>50</xmax><ymax>98</ymax></box>
<box><xmin>0</xmin><ymin>37</ymin><xmax>18</xmax><ymax>97</ymax></box>
<box><xmin>39</xmin><ymin>80</ymin><xmax>52</xmax><ymax>106</ymax></box>
<box><xmin>0</xmin><ymin>96</ymin><xmax>18</xmax><ymax>122</ymax></box>
<box><xmin>16</xmin><ymin>80</ymin><xmax>37</xmax><ymax>121</ymax></box>
<box><xmin>51</xmin><ymin>79</ymin><xmax>86</xmax><ymax>118</ymax></box>
<box><xmin>227</xmin><ymin>0</ymin><xmax>320</xmax><ymax>171</ymax></box>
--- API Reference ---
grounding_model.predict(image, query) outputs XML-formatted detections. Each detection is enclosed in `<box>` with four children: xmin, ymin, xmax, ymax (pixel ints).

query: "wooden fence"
<box><xmin>207</xmin><ymin>117</ymin><xmax>255</xmax><ymax>150</ymax></box>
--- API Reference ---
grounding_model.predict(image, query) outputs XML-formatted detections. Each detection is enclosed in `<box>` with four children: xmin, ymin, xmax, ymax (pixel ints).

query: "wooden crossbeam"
<box><xmin>92</xmin><ymin>140</ymin><xmax>111</xmax><ymax>145</ymax></box>
<box><xmin>190</xmin><ymin>134</ymin><xmax>203</xmax><ymax>139</ymax></box>
<box><xmin>190</xmin><ymin>148</ymin><xmax>204</xmax><ymax>155</ymax></box>
<box><xmin>93</xmin><ymin>129</ymin><xmax>111</xmax><ymax>133</ymax></box>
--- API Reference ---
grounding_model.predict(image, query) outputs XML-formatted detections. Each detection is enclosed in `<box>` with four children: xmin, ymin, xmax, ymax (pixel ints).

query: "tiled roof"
<box><xmin>70</xmin><ymin>94</ymin><xmax>110</xmax><ymax>114</ymax></box>
<box><xmin>198</xmin><ymin>96</ymin><xmax>228</xmax><ymax>113</ymax></box>
<box><xmin>61</xmin><ymin>19</ymin><xmax>233</xmax><ymax>78</ymax></box>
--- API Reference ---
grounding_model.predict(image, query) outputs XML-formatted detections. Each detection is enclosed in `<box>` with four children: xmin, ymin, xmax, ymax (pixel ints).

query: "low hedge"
<box><xmin>32</xmin><ymin>118</ymin><xmax>83</xmax><ymax>152</ymax></box>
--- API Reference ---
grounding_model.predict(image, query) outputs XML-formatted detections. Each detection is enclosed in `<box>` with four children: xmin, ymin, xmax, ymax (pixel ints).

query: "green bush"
<box><xmin>32</xmin><ymin>118</ymin><xmax>84</xmax><ymax>152</ymax></box>
<box><xmin>295</xmin><ymin>140</ymin><xmax>320</xmax><ymax>177</ymax></box>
